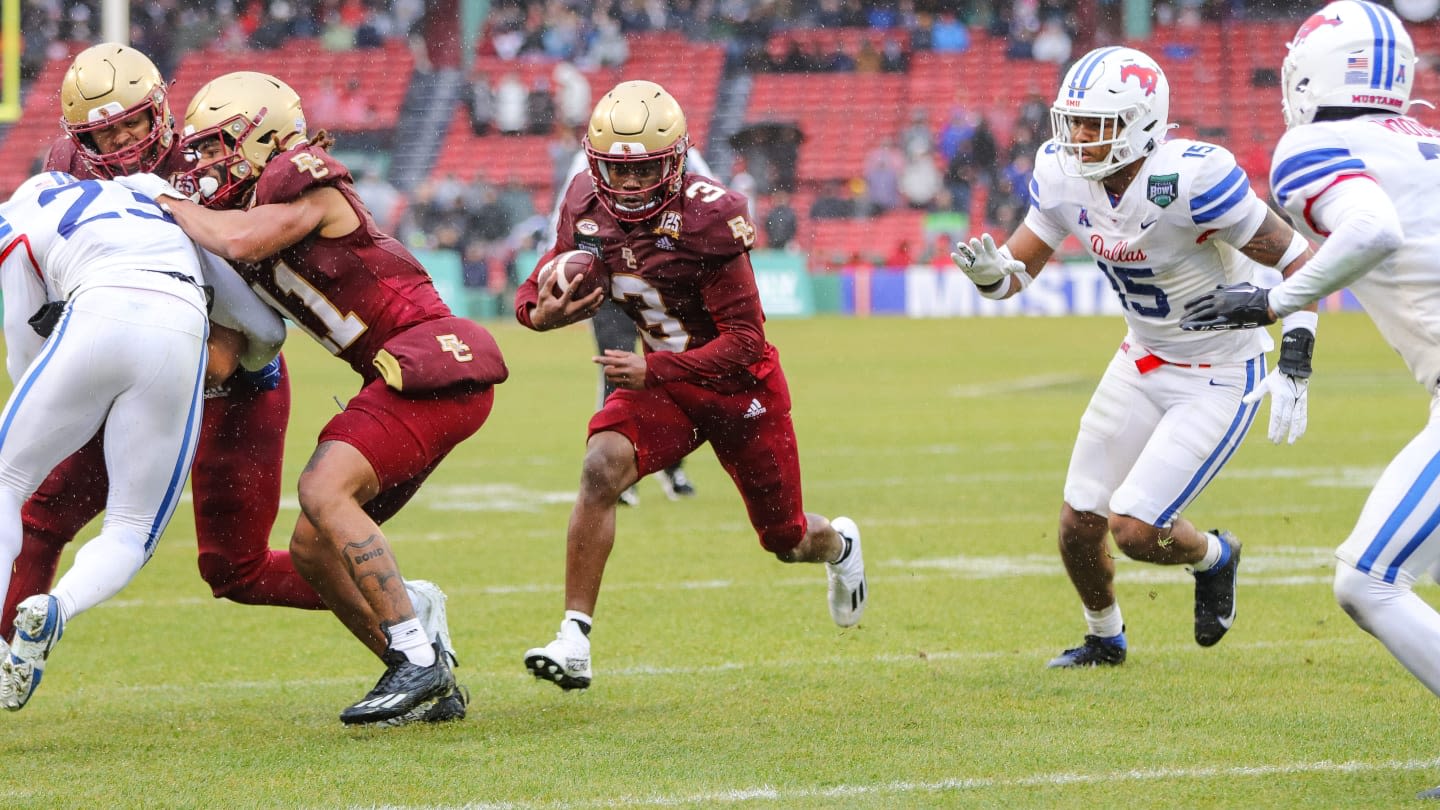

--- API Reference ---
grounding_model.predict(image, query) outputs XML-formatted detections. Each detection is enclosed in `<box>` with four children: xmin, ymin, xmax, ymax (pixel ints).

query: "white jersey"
<box><xmin>1026</xmin><ymin>137</ymin><xmax>1273</xmax><ymax>364</ymax></box>
<box><xmin>0</xmin><ymin>176</ymin><xmax>205</xmax><ymax>307</ymax></box>
<box><xmin>0</xmin><ymin>176</ymin><xmax>213</xmax><ymax>380</ymax></box>
<box><xmin>1271</xmin><ymin>115</ymin><xmax>1440</xmax><ymax>391</ymax></box>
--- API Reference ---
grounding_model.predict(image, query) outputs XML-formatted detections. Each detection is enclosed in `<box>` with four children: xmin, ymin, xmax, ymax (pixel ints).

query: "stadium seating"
<box><xmin>6</xmin><ymin>16</ymin><xmax>1440</xmax><ymax>271</ymax></box>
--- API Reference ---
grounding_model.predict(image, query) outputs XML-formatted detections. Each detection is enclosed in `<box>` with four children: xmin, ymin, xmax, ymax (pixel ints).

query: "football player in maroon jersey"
<box><xmin>514</xmin><ymin>80</ymin><xmax>867</xmax><ymax>691</ymax></box>
<box><xmin>154</xmin><ymin>71</ymin><xmax>506</xmax><ymax>726</ymax></box>
<box><xmin>5</xmin><ymin>44</ymin><xmax>326</xmax><ymax>636</ymax></box>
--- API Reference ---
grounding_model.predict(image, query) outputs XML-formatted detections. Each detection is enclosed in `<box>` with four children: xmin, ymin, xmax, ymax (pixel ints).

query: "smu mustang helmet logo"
<box><xmin>1119</xmin><ymin>64</ymin><xmax>1160</xmax><ymax>97</ymax></box>
<box><xmin>1293</xmin><ymin>12</ymin><xmax>1342</xmax><ymax>45</ymax></box>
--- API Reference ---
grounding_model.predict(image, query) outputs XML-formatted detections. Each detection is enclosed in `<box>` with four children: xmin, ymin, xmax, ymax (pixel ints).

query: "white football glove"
<box><xmin>113</xmin><ymin>172</ymin><xmax>187</xmax><ymax>202</ymax></box>
<box><xmin>1242</xmin><ymin>369</ymin><xmax>1309</xmax><ymax>445</ymax></box>
<box><xmin>951</xmin><ymin>233</ymin><xmax>1025</xmax><ymax>289</ymax></box>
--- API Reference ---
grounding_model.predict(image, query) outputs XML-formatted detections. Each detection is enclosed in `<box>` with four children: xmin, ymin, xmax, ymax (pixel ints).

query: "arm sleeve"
<box><xmin>199</xmin><ymin>248</ymin><xmax>286</xmax><ymax>370</ymax></box>
<box><xmin>644</xmin><ymin>253</ymin><xmax>767</xmax><ymax>386</ymax></box>
<box><xmin>1268</xmin><ymin>176</ymin><xmax>1403</xmax><ymax>316</ymax></box>
<box><xmin>1</xmin><ymin>241</ymin><xmax>49</xmax><ymax>383</ymax></box>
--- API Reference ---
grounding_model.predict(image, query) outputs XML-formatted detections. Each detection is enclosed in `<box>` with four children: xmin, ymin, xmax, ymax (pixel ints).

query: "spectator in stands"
<box><xmin>496</xmin><ymin>72</ymin><xmax>529</xmax><ymax>135</ymax></box>
<box><xmin>1032</xmin><ymin>17</ymin><xmax>1073</xmax><ymax>64</ymax></box>
<box><xmin>931</xmin><ymin>11</ymin><xmax>972</xmax><ymax>52</ymax></box>
<box><xmin>937</xmin><ymin>108</ymin><xmax>974</xmax><ymax>164</ymax></box>
<box><xmin>900</xmin><ymin>142</ymin><xmax>943</xmax><ymax>211</ymax></box>
<box><xmin>541</xmin><ymin>4</ymin><xmax>583</xmax><ymax>60</ymax></box>
<box><xmin>587</xmin><ymin>15</ymin><xmax>630</xmax><ymax>68</ymax></box>
<box><xmin>863</xmin><ymin>138</ymin><xmax>904</xmax><ymax>214</ymax></box>
<box><xmin>944</xmin><ymin>159</ymin><xmax>976</xmax><ymax>217</ymax></box>
<box><xmin>811</xmin><ymin>179</ymin><xmax>859</xmax><ymax>220</ymax></box>
<box><xmin>729</xmin><ymin>157</ymin><xmax>759</xmax><ymax>221</ymax></box>
<box><xmin>881</xmin><ymin>38</ymin><xmax>910</xmax><ymax>72</ymax></box>
<box><xmin>967</xmin><ymin>114</ymin><xmax>1001</xmax><ymax>189</ymax></box>
<box><xmin>552</xmin><ymin>62</ymin><xmax>592</xmax><ymax>129</ymax></box>
<box><xmin>900</xmin><ymin>107</ymin><xmax>934</xmax><ymax>157</ymax></box>
<box><xmin>526</xmin><ymin>77</ymin><xmax>557</xmax><ymax>136</ymax></box>
<box><xmin>1001</xmin><ymin>151</ymin><xmax>1036</xmax><ymax>208</ymax></box>
<box><xmin>497</xmin><ymin>177</ymin><xmax>537</xmax><ymax>228</ymax></box>
<box><xmin>354</xmin><ymin>167</ymin><xmax>403</xmax><ymax>233</ymax></box>
<box><xmin>764</xmin><ymin>192</ymin><xmax>799</xmax><ymax>250</ymax></box>
<box><xmin>321</xmin><ymin>8</ymin><xmax>356</xmax><ymax>50</ymax></box>
<box><xmin>883</xmin><ymin>240</ymin><xmax>916</xmax><ymax>270</ymax></box>
<box><xmin>855</xmin><ymin>38</ymin><xmax>884</xmax><ymax>73</ymax></box>
<box><xmin>468</xmin><ymin>75</ymin><xmax>496</xmax><ymax>136</ymax></box>
<box><xmin>467</xmin><ymin>184</ymin><xmax>515</xmax><ymax>248</ymax></box>
<box><xmin>249</xmin><ymin>1</ymin><xmax>294</xmax><ymax>50</ymax></box>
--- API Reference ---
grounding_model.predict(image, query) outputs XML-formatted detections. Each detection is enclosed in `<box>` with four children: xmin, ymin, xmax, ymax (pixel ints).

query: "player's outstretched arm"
<box><xmin>951</xmin><ymin>224</ymin><xmax>1051</xmax><ymax>300</ymax></box>
<box><xmin>160</xmin><ymin>189</ymin><xmax>335</xmax><ymax>264</ymax></box>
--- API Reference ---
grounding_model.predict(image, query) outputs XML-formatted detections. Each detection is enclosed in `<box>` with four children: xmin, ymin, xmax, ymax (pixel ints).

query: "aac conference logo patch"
<box><xmin>1147</xmin><ymin>173</ymin><xmax>1179</xmax><ymax>208</ymax></box>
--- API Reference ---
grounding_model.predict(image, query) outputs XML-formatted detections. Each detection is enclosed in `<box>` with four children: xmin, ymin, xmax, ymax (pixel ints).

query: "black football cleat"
<box><xmin>341</xmin><ymin>642</ymin><xmax>454</xmax><ymax>726</ymax></box>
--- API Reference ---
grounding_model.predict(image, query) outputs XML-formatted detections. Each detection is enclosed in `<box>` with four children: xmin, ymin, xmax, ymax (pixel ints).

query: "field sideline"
<box><xmin>0</xmin><ymin>311</ymin><xmax>1436</xmax><ymax>809</ymax></box>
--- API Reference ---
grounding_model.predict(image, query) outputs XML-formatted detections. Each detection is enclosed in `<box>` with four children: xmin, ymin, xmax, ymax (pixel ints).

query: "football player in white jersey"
<box><xmin>1182</xmin><ymin>4</ymin><xmax>1440</xmax><ymax>794</ymax></box>
<box><xmin>952</xmin><ymin>46</ymin><xmax>1316</xmax><ymax>668</ymax></box>
<box><xmin>0</xmin><ymin>171</ymin><xmax>283</xmax><ymax>710</ymax></box>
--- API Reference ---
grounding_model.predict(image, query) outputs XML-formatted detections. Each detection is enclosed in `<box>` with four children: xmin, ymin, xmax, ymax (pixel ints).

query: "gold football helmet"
<box><xmin>178</xmin><ymin>71</ymin><xmax>308</xmax><ymax>208</ymax></box>
<box><xmin>59</xmin><ymin>43</ymin><xmax>173</xmax><ymax>178</ymax></box>
<box><xmin>584</xmin><ymin>80</ymin><xmax>688</xmax><ymax>222</ymax></box>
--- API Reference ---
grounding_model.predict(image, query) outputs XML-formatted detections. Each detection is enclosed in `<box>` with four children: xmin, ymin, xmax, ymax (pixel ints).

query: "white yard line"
<box><xmin>349</xmin><ymin>754</ymin><xmax>1440</xmax><ymax>809</ymax></box>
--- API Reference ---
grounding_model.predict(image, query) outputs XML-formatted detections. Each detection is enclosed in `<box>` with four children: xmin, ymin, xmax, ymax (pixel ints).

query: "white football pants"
<box><xmin>0</xmin><ymin>286</ymin><xmax>206</xmax><ymax>621</ymax></box>
<box><xmin>1063</xmin><ymin>343</ymin><xmax>1264</xmax><ymax>527</ymax></box>
<box><xmin>1333</xmin><ymin>391</ymin><xmax>1440</xmax><ymax>696</ymax></box>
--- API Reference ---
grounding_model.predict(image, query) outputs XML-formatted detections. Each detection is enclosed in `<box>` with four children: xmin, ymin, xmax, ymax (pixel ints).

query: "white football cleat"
<box><xmin>827</xmin><ymin>517</ymin><xmax>866</xmax><ymax>627</ymax></box>
<box><xmin>524</xmin><ymin>619</ymin><xmax>592</xmax><ymax>691</ymax></box>
<box><xmin>406</xmin><ymin>579</ymin><xmax>457</xmax><ymax>667</ymax></box>
<box><xmin>1</xmin><ymin>594</ymin><xmax>65</xmax><ymax>711</ymax></box>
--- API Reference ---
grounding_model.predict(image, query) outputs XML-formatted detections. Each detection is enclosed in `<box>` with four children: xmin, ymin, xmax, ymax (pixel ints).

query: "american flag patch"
<box><xmin>1347</xmin><ymin>56</ymin><xmax>1369</xmax><ymax>70</ymax></box>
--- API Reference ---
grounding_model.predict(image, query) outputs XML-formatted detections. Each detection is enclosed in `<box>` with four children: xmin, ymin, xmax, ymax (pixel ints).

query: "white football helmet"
<box><xmin>8</xmin><ymin>172</ymin><xmax>78</xmax><ymax>204</ymax></box>
<box><xmin>1050</xmin><ymin>47</ymin><xmax>1171</xmax><ymax>180</ymax></box>
<box><xmin>1282</xmin><ymin>0</ymin><xmax>1416</xmax><ymax>129</ymax></box>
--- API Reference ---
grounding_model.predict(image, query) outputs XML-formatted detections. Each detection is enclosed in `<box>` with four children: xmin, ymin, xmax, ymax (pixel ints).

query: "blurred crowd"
<box><xmin>12</xmin><ymin>0</ymin><xmax>1397</xmax><ymax>285</ymax></box>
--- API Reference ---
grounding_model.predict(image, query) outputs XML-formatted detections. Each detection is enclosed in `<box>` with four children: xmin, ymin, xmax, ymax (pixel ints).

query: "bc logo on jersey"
<box><xmin>1147</xmin><ymin>174</ymin><xmax>1179</xmax><ymax>208</ymax></box>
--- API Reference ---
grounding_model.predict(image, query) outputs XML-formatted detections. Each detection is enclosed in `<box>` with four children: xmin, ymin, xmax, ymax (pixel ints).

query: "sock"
<box><xmin>564</xmin><ymin>609</ymin><xmax>593</xmax><ymax>636</ymax></box>
<box><xmin>388</xmin><ymin>618</ymin><xmax>436</xmax><ymax>667</ymax></box>
<box><xmin>830</xmin><ymin>533</ymin><xmax>853</xmax><ymax>565</ymax></box>
<box><xmin>1084</xmin><ymin>603</ymin><xmax>1124</xmax><ymax>639</ymax></box>
<box><xmin>1192</xmin><ymin>532</ymin><xmax>1226</xmax><ymax>574</ymax></box>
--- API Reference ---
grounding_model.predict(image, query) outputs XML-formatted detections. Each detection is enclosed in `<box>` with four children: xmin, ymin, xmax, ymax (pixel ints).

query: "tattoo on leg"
<box><xmin>342</xmin><ymin>534</ymin><xmax>404</xmax><ymax>597</ymax></box>
<box><xmin>302</xmin><ymin>443</ymin><xmax>333</xmax><ymax>474</ymax></box>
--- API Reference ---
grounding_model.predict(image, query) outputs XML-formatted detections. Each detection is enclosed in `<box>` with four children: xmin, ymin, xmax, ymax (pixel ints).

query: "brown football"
<box><xmin>541</xmin><ymin>249</ymin><xmax>608</xmax><ymax>299</ymax></box>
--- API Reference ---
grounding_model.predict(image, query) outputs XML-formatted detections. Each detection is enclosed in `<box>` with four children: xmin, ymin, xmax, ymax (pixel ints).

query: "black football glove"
<box><xmin>27</xmin><ymin>301</ymin><xmax>64</xmax><ymax>337</ymax></box>
<box><xmin>1180</xmin><ymin>283</ymin><xmax>1276</xmax><ymax>331</ymax></box>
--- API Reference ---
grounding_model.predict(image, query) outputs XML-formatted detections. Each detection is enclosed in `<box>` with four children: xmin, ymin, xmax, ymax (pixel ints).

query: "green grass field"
<box><xmin>0</xmin><ymin>311</ymin><xmax>1436</xmax><ymax>809</ymax></box>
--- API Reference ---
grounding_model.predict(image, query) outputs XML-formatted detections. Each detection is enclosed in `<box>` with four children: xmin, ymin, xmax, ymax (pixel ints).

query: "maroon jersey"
<box><xmin>43</xmin><ymin>137</ymin><xmax>192</xmax><ymax>182</ymax></box>
<box><xmin>517</xmin><ymin>172</ymin><xmax>778</xmax><ymax>394</ymax></box>
<box><xmin>242</xmin><ymin>144</ymin><xmax>453</xmax><ymax>382</ymax></box>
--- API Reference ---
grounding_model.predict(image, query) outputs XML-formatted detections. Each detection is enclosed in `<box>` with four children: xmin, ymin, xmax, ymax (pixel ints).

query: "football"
<box><xmin>540</xmin><ymin>249</ymin><xmax>608</xmax><ymax>300</ymax></box>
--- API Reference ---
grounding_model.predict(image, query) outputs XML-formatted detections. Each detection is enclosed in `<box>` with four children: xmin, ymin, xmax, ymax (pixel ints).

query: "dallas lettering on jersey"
<box><xmin>1089</xmin><ymin>234</ymin><xmax>1147</xmax><ymax>263</ymax></box>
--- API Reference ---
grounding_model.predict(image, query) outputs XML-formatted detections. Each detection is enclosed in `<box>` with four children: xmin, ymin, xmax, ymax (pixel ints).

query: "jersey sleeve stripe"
<box><xmin>1189</xmin><ymin>166</ymin><xmax>1249</xmax><ymax>223</ymax></box>
<box><xmin>1270</xmin><ymin>147</ymin><xmax>1359</xmax><ymax>190</ymax></box>
<box><xmin>1028</xmin><ymin>176</ymin><xmax>1041</xmax><ymax>205</ymax></box>
<box><xmin>1275</xmin><ymin>158</ymin><xmax>1367</xmax><ymax>206</ymax></box>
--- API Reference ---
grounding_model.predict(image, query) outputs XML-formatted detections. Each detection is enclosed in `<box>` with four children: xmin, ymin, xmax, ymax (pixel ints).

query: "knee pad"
<box><xmin>1333</xmin><ymin>563</ymin><xmax>1399</xmax><ymax>632</ymax></box>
